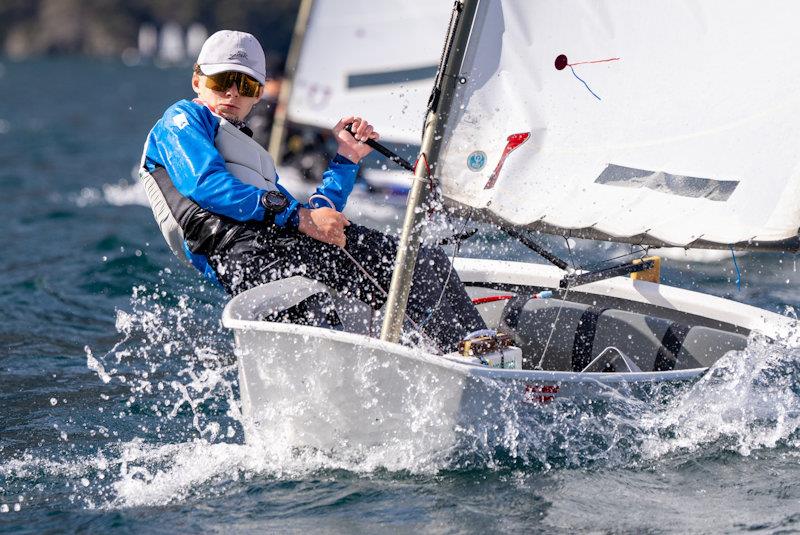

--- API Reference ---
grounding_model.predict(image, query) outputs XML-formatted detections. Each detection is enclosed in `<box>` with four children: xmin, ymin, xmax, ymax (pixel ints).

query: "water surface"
<box><xmin>2</xmin><ymin>58</ymin><xmax>800</xmax><ymax>534</ymax></box>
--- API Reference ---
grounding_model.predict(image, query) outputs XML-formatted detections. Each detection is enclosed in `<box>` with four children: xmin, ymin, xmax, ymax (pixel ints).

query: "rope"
<box><xmin>563</xmin><ymin>235</ymin><xmax>577</xmax><ymax>270</ymax></box>
<box><xmin>730</xmin><ymin>245</ymin><xmax>742</xmax><ymax>291</ymax></box>
<box><xmin>582</xmin><ymin>244</ymin><xmax>649</xmax><ymax>271</ymax></box>
<box><xmin>535</xmin><ymin>280</ymin><xmax>572</xmax><ymax>370</ymax></box>
<box><xmin>417</xmin><ymin>209</ymin><xmax>473</xmax><ymax>333</ymax></box>
<box><xmin>304</xmin><ymin>147</ymin><xmax>456</xmax><ymax>349</ymax></box>
<box><xmin>308</xmin><ymin>193</ymin><xmax>334</xmax><ymax>209</ymax></box>
<box><xmin>339</xmin><ymin>246</ymin><xmax>440</xmax><ymax>349</ymax></box>
<box><xmin>304</xmin><ymin>193</ymin><xmax>441</xmax><ymax>345</ymax></box>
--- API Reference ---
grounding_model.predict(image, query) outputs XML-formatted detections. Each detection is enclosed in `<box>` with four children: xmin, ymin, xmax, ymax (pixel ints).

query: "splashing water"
<box><xmin>5</xmin><ymin>277</ymin><xmax>800</xmax><ymax>512</ymax></box>
<box><xmin>640</xmin><ymin>329</ymin><xmax>800</xmax><ymax>459</ymax></box>
<box><xmin>91</xmin><ymin>283</ymin><xmax>242</xmax><ymax>444</ymax></box>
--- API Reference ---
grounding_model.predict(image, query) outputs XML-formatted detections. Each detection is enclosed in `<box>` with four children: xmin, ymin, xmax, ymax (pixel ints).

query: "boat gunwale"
<box><xmin>453</xmin><ymin>257</ymin><xmax>794</xmax><ymax>335</ymax></box>
<box><xmin>222</xmin><ymin>257</ymin><xmax>796</xmax><ymax>386</ymax></box>
<box><xmin>222</xmin><ymin>311</ymin><xmax>708</xmax><ymax>385</ymax></box>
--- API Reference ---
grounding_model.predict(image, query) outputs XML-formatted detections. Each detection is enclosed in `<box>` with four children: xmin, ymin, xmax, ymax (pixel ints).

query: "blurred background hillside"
<box><xmin>0</xmin><ymin>0</ymin><xmax>301</xmax><ymax>61</ymax></box>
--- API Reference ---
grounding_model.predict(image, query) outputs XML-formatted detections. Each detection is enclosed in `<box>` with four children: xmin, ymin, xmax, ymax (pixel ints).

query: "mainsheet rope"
<box><xmin>417</xmin><ymin>208</ymin><xmax>474</xmax><ymax>334</ymax></box>
<box><xmin>308</xmin><ymin>193</ymin><xmax>443</xmax><ymax>350</ymax></box>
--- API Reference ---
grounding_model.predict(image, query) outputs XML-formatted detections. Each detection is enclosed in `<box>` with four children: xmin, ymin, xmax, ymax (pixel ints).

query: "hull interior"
<box><xmin>224</xmin><ymin>272</ymin><xmax>750</xmax><ymax>377</ymax></box>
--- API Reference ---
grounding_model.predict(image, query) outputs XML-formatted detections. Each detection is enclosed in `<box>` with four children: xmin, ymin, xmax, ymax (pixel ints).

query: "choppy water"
<box><xmin>3</xmin><ymin>58</ymin><xmax>800</xmax><ymax>533</ymax></box>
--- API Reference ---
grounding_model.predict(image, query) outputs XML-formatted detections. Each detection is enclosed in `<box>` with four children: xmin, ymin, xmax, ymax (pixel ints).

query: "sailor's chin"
<box><xmin>217</xmin><ymin>109</ymin><xmax>241</xmax><ymax>122</ymax></box>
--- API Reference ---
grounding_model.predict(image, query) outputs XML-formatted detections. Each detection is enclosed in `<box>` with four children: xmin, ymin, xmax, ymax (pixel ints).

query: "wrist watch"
<box><xmin>260</xmin><ymin>190</ymin><xmax>289</xmax><ymax>215</ymax></box>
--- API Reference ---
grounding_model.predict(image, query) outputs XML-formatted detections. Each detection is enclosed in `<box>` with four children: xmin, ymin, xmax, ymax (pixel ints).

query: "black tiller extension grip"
<box><xmin>344</xmin><ymin>123</ymin><xmax>415</xmax><ymax>171</ymax></box>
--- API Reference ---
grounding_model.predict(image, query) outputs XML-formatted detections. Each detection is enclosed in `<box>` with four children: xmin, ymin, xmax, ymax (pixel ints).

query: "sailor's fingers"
<box><xmin>311</xmin><ymin>207</ymin><xmax>349</xmax><ymax>233</ymax></box>
<box><xmin>327</xmin><ymin>216</ymin><xmax>349</xmax><ymax>244</ymax></box>
<box><xmin>348</xmin><ymin>117</ymin><xmax>363</xmax><ymax>140</ymax></box>
<box><xmin>331</xmin><ymin>210</ymin><xmax>350</xmax><ymax>227</ymax></box>
<box><xmin>353</xmin><ymin>119</ymin><xmax>368</xmax><ymax>140</ymax></box>
<box><xmin>330</xmin><ymin>233</ymin><xmax>346</xmax><ymax>248</ymax></box>
<box><xmin>335</xmin><ymin>115</ymin><xmax>356</xmax><ymax>128</ymax></box>
<box><xmin>321</xmin><ymin>221</ymin><xmax>347</xmax><ymax>247</ymax></box>
<box><xmin>333</xmin><ymin>116</ymin><xmax>378</xmax><ymax>141</ymax></box>
<box><xmin>332</xmin><ymin>229</ymin><xmax>347</xmax><ymax>248</ymax></box>
<box><xmin>298</xmin><ymin>207</ymin><xmax>349</xmax><ymax>247</ymax></box>
<box><xmin>333</xmin><ymin>115</ymin><xmax>357</xmax><ymax>134</ymax></box>
<box><xmin>352</xmin><ymin>118</ymin><xmax>376</xmax><ymax>142</ymax></box>
<box><xmin>357</xmin><ymin>124</ymin><xmax>374</xmax><ymax>143</ymax></box>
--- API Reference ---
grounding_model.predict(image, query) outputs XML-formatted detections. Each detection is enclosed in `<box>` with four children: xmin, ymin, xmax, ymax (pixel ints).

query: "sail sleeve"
<box><xmin>436</xmin><ymin>0</ymin><xmax>800</xmax><ymax>249</ymax></box>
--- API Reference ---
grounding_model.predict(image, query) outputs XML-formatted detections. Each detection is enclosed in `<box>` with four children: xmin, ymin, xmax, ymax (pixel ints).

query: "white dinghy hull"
<box><xmin>227</xmin><ymin>319</ymin><xmax>696</xmax><ymax>452</ymax></box>
<box><xmin>222</xmin><ymin>258</ymin><xmax>790</xmax><ymax>451</ymax></box>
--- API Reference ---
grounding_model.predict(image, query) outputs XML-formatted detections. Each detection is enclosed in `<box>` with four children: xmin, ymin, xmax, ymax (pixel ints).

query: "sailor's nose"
<box><xmin>226</xmin><ymin>83</ymin><xmax>240</xmax><ymax>96</ymax></box>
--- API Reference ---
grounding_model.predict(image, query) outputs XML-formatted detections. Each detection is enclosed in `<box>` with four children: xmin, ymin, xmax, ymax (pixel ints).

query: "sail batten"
<box><xmin>437</xmin><ymin>0</ymin><xmax>800</xmax><ymax>250</ymax></box>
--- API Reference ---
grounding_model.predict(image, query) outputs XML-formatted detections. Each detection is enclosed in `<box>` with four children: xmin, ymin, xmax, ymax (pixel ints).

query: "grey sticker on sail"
<box><xmin>595</xmin><ymin>164</ymin><xmax>739</xmax><ymax>202</ymax></box>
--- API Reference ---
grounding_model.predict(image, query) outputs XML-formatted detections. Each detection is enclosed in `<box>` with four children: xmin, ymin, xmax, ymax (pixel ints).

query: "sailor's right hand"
<box><xmin>332</xmin><ymin>116</ymin><xmax>378</xmax><ymax>164</ymax></box>
<box><xmin>297</xmin><ymin>207</ymin><xmax>350</xmax><ymax>248</ymax></box>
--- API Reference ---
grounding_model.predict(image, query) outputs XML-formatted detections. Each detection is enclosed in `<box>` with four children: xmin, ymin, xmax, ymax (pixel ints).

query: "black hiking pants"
<box><xmin>209</xmin><ymin>222</ymin><xmax>486</xmax><ymax>352</ymax></box>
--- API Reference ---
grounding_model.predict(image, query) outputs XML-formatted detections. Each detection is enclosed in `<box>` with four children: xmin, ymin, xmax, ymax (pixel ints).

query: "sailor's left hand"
<box><xmin>297</xmin><ymin>206</ymin><xmax>350</xmax><ymax>248</ymax></box>
<box><xmin>333</xmin><ymin>116</ymin><xmax>379</xmax><ymax>164</ymax></box>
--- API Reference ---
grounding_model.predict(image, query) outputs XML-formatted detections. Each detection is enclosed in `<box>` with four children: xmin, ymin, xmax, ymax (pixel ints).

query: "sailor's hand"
<box><xmin>333</xmin><ymin>116</ymin><xmax>379</xmax><ymax>164</ymax></box>
<box><xmin>297</xmin><ymin>206</ymin><xmax>350</xmax><ymax>248</ymax></box>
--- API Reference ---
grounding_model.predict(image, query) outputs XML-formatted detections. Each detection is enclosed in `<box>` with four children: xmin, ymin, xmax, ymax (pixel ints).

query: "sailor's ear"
<box><xmin>191</xmin><ymin>73</ymin><xmax>201</xmax><ymax>93</ymax></box>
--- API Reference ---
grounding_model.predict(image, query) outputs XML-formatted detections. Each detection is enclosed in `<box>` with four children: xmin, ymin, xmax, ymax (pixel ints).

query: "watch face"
<box><xmin>262</xmin><ymin>190</ymin><xmax>289</xmax><ymax>212</ymax></box>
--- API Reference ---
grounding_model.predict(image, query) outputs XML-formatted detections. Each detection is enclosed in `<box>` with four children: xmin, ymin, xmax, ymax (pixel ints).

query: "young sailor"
<box><xmin>139</xmin><ymin>30</ymin><xmax>486</xmax><ymax>352</ymax></box>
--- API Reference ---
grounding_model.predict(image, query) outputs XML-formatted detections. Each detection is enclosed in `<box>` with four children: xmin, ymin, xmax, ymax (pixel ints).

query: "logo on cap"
<box><xmin>228</xmin><ymin>50</ymin><xmax>248</xmax><ymax>61</ymax></box>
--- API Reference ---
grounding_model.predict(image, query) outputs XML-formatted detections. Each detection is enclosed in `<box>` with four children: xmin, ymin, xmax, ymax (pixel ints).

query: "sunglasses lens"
<box><xmin>204</xmin><ymin>72</ymin><xmax>261</xmax><ymax>97</ymax></box>
<box><xmin>237</xmin><ymin>75</ymin><xmax>261</xmax><ymax>97</ymax></box>
<box><xmin>204</xmin><ymin>72</ymin><xmax>229</xmax><ymax>91</ymax></box>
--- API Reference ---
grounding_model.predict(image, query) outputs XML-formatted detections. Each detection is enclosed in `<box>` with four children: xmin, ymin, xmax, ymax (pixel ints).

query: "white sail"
<box><xmin>437</xmin><ymin>0</ymin><xmax>800</xmax><ymax>249</ymax></box>
<box><xmin>287</xmin><ymin>0</ymin><xmax>451</xmax><ymax>145</ymax></box>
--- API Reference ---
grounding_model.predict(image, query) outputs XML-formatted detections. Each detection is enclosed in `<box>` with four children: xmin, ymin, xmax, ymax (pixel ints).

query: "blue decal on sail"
<box><xmin>467</xmin><ymin>151</ymin><xmax>487</xmax><ymax>171</ymax></box>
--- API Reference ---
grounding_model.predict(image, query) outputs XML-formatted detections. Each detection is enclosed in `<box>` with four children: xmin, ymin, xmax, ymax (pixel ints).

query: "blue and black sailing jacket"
<box><xmin>141</xmin><ymin>99</ymin><xmax>358</xmax><ymax>283</ymax></box>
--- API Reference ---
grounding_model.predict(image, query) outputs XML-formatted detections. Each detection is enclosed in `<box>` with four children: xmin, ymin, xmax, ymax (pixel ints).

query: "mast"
<box><xmin>380</xmin><ymin>0</ymin><xmax>480</xmax><ymax>343</ymax></box>
<box><xmin>268</xmin><ymin>0</ymin><xmax>315</xmax><ymax>165</ymax></box>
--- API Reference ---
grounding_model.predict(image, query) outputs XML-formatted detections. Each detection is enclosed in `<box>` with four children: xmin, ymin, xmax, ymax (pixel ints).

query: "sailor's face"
<box><xmin>192</xmin><ymin>73</ymin><xmax>262</xmax><ymax>123</ymax></box>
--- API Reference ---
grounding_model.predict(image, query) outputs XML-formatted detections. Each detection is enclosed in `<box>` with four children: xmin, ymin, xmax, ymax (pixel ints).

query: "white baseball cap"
<box><xmin>197</xmin><ymin>30</ymin><xmax>266</xmax><ymax>84</ymax></box>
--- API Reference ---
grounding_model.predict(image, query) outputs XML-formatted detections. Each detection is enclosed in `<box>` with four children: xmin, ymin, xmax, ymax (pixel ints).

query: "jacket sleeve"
<box><xmin>273</xmin><ymin>180</ymin><xmax>301</xmax><ymax>227</ymax></box>
<box><xmin>310</xmin><ymin>154</ymin><xmax>360</xmax><ymax>212</ymax></box>
<box><xmin>148</xmin><ymin>101</ymin><xmax>268</xmax><ymax>222</ymax></box>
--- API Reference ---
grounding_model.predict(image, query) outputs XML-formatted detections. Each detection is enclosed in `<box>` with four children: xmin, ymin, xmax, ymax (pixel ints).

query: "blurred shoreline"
<box><xmin>0</xmin><ymin>0</ymin><xmax>300</xmax><ymax>61</ymax></box>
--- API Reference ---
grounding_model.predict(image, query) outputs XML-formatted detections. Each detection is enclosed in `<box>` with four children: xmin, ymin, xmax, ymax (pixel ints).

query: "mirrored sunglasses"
<box><xmin>203</xmin><ymin>71</ymin><xmax>262</xmax><ymax>97</ymax></box>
